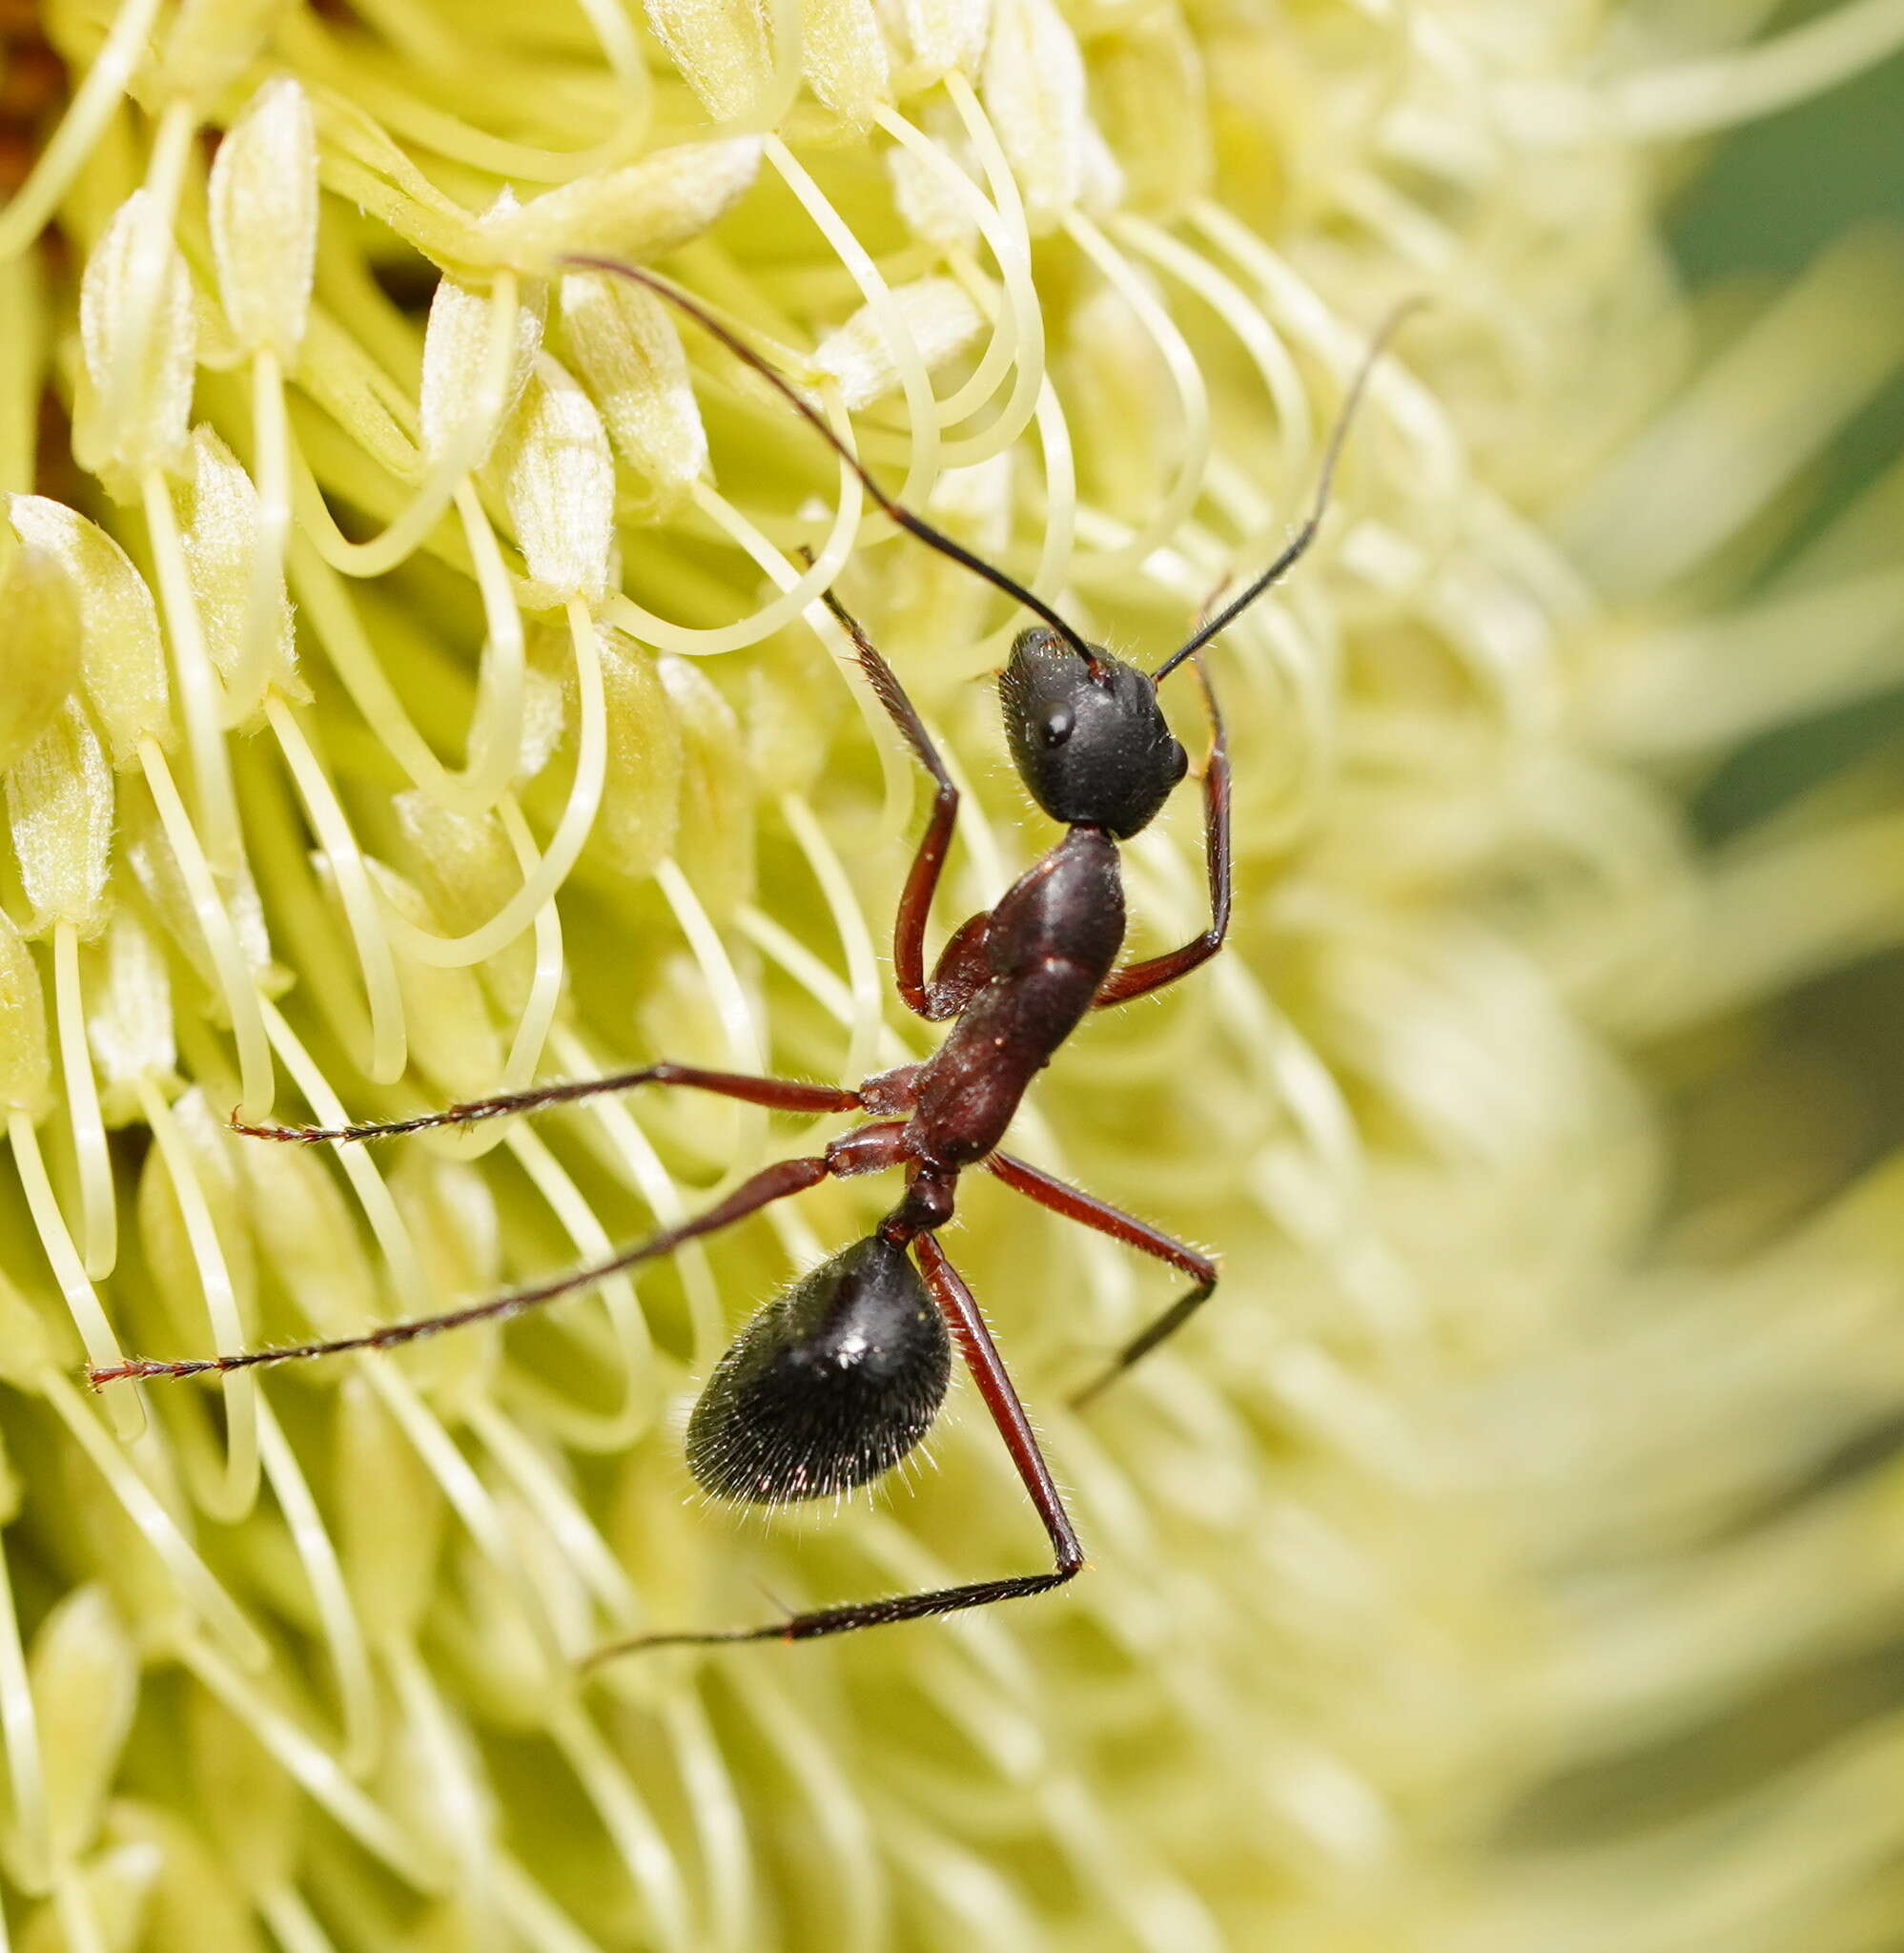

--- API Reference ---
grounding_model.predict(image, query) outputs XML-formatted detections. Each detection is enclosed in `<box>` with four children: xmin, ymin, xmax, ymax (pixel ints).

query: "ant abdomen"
<box><xmin>686</xmin><ymin>1235</ymin><xmax>952</xmax><ymax>1505</ymax></box>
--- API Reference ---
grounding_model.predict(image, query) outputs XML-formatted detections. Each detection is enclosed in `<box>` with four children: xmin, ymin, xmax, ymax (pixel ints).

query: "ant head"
<box><xmin>686</xmin><ymin>1235</ymin><xmax>950</xmax><ymax>1505</ymax></box>
<box><xmin>1001</xmin><ymin>628</ymin><xmax>1189</xmax><ymax>840</ymax></box>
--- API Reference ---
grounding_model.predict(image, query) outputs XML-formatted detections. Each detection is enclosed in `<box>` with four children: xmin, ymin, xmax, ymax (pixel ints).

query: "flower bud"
<box><xmin>641</xmin><ymin>0</ymin><xmax>771</xmax><ymax>122</ymax></box>
<box><xmin>235</xmin><ymin>1129</ymin><xmax>379</xmax><ymax>1338</ymax></box>
<box><xmin>802</xmin><ymin>0</ymin><xmax>891</xmax><ymax>126</ymax></box>
<box><xmin>560</xmin><ymin>270</ymin><xmax>707</xmax><ymax>506</ymax></box>
<box><xmin>418</xmin><ymin>265</ymin><xmax>546</xmax><ymax>473</ymax></box>
<box><xmin>983</xmin><ymin>0</ymin><xmax>1090</xmax><ymax>231</ymax></box>
<box><xmin>337</xmin><ymin>1376</ymin><xmax>448</xmax><ymax>1646</ymax></box>
<box><xmin>153</xmin><ymin>0</ymin><xmax>294</xmax><ymax>107</ymax></box>
<box><xmin>5</xmin><ymin>697</ymin><xmax>113</xmax><ymax>937</ymax></box>
<box><xmin>209</xmin><ymin>75</ymin><xmax>318</xmax><ymax>364</ymax></box>
<box><xmin>0</xmin><ymin>910</ymin><xmax>51</xmax><ymax>1117</ymax></box>
<box><xmin>75</xmin><ymin>190</ymin><xmax>196</xmax><ymax>486</ymax></box>
<box><xmin>812</xmin><ymin>277</ymin><xmax>985</xmax><ymax>409</ymax></box>
<box><xmin>482</xmin><ymin>136</ymin><xmax>763</xmax><ymax>269</ymax></box>
<box><xmin>31</xmin><ymin>1586</ymin><xmax>137</xmax><ymax>1862</ymax></box>
<box><xmin>86</xmin><ymin>912</ymin><xmax>178</xmax><ymax>1125</ymax></box>
<box><xmin>743</xmin><ymin>623</ymin><xmax>847</xmax><ymax>796</ymax></box>
<box><xmin>392</xmin><ymin>793</ymin><xmax>538</xmax><ymax>1015</ymax></box>
<box><xmin>188</xmin><ymin>1690</ymin><xmax>301</xmax><ymax>1917</ymax></box>
<box><xmin>6</xmin><ymin>496</ymin><xmax>172</xmax><ymax>771</ymax></box>
<box><xmin>117</xmin><ymin>790</ymin><xmax>282</xmax><ymax>999</ymax></box>
<box><xmin>1089</xmin><ymin>13</ymin><xmax>1212</xmax><ymax>213</ymax></box>
<box><xmin>137</xmin><ymin>1088</ymin><xmax>256</xmax><ymax>1343</ymax></box>
<box><xmin>175</xmin><ymin>424</ymin><xmax>303</xmax><ymax>720</ymax></box>
<box><xmin>592</xmin><ymin>628</ymin><xmax>684</xmax><ymax>882</ymax></box>
<box><xmin>491</xmin><ymin>354</ymin><xmax>616</xmax><ymax>607</ymax></box>
<box><xmin>661</xmin><ymin>655</ymin><xmax>754</xmax><ymax>916</ymax></box>
<box><xmin>0</xmin><ymin>530</ymin><xmax>80</xmax><ymax>771</ymax></box>
<box><xmin>895</xmin><ymin>0</ymin><xmax>990</xmax><ymax>83</ymax></box>
<box><xmin>369</xmin><ymin>860</ymin><xmax>505</xmax><ymax>1102</ymax></box>
<box><xmin>1069</xmin><ymin>283</ymin><xmax>1173</xmax><ymax>517</ymax></box>
<box><xmin>887</xmin><ymin>107</ymin><xmax>981</xmax><ymax>250</ymax></box>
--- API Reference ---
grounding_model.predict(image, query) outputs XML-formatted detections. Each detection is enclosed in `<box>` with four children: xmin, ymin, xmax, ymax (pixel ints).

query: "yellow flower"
<box><xmin>2</xmin><ymin>0</ymin><xmax>1904</xmax><ymax>1947</ymax></box>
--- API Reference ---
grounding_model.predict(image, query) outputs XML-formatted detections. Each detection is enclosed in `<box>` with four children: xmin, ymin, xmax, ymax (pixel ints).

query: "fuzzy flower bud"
<box><xmin>896</xmin><ymin>0</ymin><xmax>991</xmax><ymax>85</ymax></box>
<box><xmin>887</xmin><ymin>125</ymin><xmax>981</xmax><ymax>249</ymax></box>
<box><xmin>153</xmin><ymin>0</ymin><xmax>295</xmax><ymax>107</ymax></box>
<box><xmin>0</xmin><ymin>910</ymin><xmax>51</xmax><ymax>1117</ymax></box>
<box><xmin>208</xmin><ymin>76</ymin><xmax>318</xmax><ymax>364</ymax></box>
<box><xmin>74</xmin><ymin>190</ymin><xmax>196</xmax><ymax>487</ymax></box>
<box><xmin>481</xmin><ymin>136</ymin><xmax>764</xmax><ymax>270</ymax></box>
<box><xmin>642</xmin><ymin>0</ymin><xmax>771</xmax><ymax>121</ymax></box>
<box><xmin>802</xmin><ymin>0</ymin><xmax>891</xmax><ymax>125</ymax></box>
<box><xmin>661</xmin><ymin>654</ymin><xmax>754</xmax><ymax>916</ymax></box>
<box><xmin>812</xmin><ymin>277</ymin><xmax>986</xmax><ymax>408</ymax></box>
<box><xmin>591</xmin><ymin>629</ymin><xmax>685</xmax><ymax>881</ymax></box>
<box><xmin>983</xmin><ymin>0</ymin><xmax>1094</xmax><ymax>230</ymax></box>
<box><xmin>31</xmin><ymin>1586</ymin><xmax>138</xmax><ymax>1864</ymax></box>
<box><xmin>418</xmin><ymin>266</ymin><xmax>545</xmax><ymax>473</ymax></box>
<box><xmin>86</xmin><ymin>913</ymin><xmax>178</xmax><ymax>1124</ymax></box>
<box><xmin>4</xmin><ymin>697</ymin><xmax>114</xmax><ymax>937</ymax></box>
<box><xmin>559</xmin><ymin>270</ymin><xmax>708</xmax><ymax>505</ymax></box>
<box><xmin>490</xmin><ymin>354</ymin><xmax>616</xmax><ymax>607</ymax></box>
<box><xmin>6</xmin><ymin>497</ymin><xmax>172</xmax><ymax>768</ymax></box>
<box><xmin>1090</xmin><ymin>12</ymin><xmax>1213</xmax><ymax>213</ymax></box>
<box><xmin>174</xmin><ymin>425</ymin><xmax>303</xmax><ymax>718</ymax></box>
<box><xmin>0</xmin><ymin>531</ymin><xmax>80</xmax><ymax>772</ymax></box>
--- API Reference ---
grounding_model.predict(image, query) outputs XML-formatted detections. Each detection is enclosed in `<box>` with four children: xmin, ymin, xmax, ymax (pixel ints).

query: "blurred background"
<box><xmin>1676</xmin><ymin>30</ymin><xmax>1904</xmax><ymax>837</ymax></box>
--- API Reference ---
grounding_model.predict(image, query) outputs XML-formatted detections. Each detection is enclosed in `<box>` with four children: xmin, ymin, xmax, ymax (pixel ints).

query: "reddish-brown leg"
<box><xmin>91</xmin><ymin>1123</ymin><xmax>916</xmax><ymax>1387</ymax></box>
<box><xmin>1094</xmin><ymin>661</ymin><xmax>1231</xmax><ymax>1011</ymax></box>
<box><xmin>584</xmin><ymin>1230</ymin><xmax>1083</xmax><ymax>1655</ymax></box>
<box><xmin>984</xmin><ymin>1151</ymin><xmax>1218</xmax><ymax>1408</ymax></box>
<box><xmin>231</xmin><ymin>1064</ymin><xmax>866</xmax><ymax>1145</ymax></box>
<box><xmin>817</xmin><ymin>587</ymin><xmax>970</xmax><ymax>1021</ymax></box>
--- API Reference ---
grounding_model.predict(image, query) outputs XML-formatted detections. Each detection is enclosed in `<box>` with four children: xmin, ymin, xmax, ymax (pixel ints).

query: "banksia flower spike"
<box><xmin>3</xmin><ymin>0</ymin><xmax>1904</xmax><ymax>1948</ymax></box>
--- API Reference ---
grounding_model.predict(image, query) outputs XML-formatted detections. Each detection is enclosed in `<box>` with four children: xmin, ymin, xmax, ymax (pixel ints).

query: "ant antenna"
<box><xmin>1151</xmin><ymin>297</ymin><xmax>1426</xmax><ymax>685</ymax></box>
<box><xmin>561</xmin><ymin>254</ymin><xmax>1106</xmax><ymax>672</ymax></box>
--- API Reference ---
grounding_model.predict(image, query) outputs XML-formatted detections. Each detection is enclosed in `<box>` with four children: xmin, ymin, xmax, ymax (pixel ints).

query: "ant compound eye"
<box><xmin>686</xmin><ymin>1236</ymin><xmax>951</xmax><ymax>1505</ymax></box>
<box><xmin>1039</xmin><ymin>709</ymin><xmax>1074</xmax><ymax>749</ymax></box>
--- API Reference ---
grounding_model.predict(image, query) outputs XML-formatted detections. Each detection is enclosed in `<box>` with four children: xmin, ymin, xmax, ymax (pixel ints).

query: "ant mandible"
<box><xmin>92</xmin><ymin>259</ymin><xmax>1415</xmax><ymax>1656</ymax></box>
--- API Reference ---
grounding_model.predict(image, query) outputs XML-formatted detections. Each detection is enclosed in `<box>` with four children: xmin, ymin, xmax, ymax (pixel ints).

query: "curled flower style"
<box><xmin>2</xmin><ymin>0</ymin><xmax>1904</xmax><ymax>1948</ymax></box>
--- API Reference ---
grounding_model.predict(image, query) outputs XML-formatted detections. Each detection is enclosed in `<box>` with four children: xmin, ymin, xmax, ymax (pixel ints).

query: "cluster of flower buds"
<box><xmin>0</xmin><ymin>0</ymin><xmax>1902</xmax><ymax>1948</ymax></box>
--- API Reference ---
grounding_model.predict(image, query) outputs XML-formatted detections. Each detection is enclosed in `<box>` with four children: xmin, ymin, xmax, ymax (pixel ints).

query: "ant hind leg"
<box><xmin>584</xmin><ymin>1231</ymin><xmax>1084</xmax><ymax>1656</ymax></box>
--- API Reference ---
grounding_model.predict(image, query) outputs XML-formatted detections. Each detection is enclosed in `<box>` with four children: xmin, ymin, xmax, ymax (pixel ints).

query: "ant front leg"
<box><xmin>817</xmin><ymin>587</ymin><xmax>972</xmax><ymax>1021</ymax></box>
<box><xmin>230</xmin><ymin>1063</ymin><xmax>866</xmax><ymax>1145</ymax></box>
<box><xmin>585</xmin><ymin>1231</ymin><xmax>1084</xmax><ymax>1656</ymax></box>
<box><xmin>984</xmin><ymin>1152</ymin><xmax>1218</xmax><ymax>1408</ymax></box>
<box><xmin>1095</xmin><ymin>660</ymin><xmax>1231</xmax><ymax>1011</ymax></box>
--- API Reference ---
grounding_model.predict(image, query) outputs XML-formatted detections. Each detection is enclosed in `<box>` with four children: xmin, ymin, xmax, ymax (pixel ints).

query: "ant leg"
<box><xmin>584</xmin><ymin>1231</ymin><xmax>1083</xmax><ymax>1656</ymax></box>
<box><xmin>1094</xmin><ymin>661</ymin><xmax>1231</xmax><ymax>1011</ymax></box>
<box><xmin>984</xmin><ymin>1152</ymin><xmax>1217</xmax><ymax>1408</ymax></box>
<box><xmin>231</xmin><ymin>1064</ymin><xmax>865</xmax><ymax>1145</ymax></box>
<box><xmin>87</xmin><ymin>1130</ymin><xmax>914</xmax><ymax>1387</ymax></box>
<box><xmin>815</xmin><ymin>587</ymin><xmax>969</xmax><ymax>1021</ymax></box>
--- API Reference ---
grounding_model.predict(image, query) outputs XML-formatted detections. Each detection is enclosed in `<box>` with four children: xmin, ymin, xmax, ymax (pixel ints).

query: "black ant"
<box><xmin>92</xmin><ymin>260</ymin><xmax>1414</xmax><ymax>1655</ymax></box>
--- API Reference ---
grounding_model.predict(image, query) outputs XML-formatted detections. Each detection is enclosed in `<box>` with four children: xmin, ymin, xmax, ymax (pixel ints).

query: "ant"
<box><xmin>92</xmin><ymin>259</ymin><xmax>1414</xmax><ymax>1655</ymax></box>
